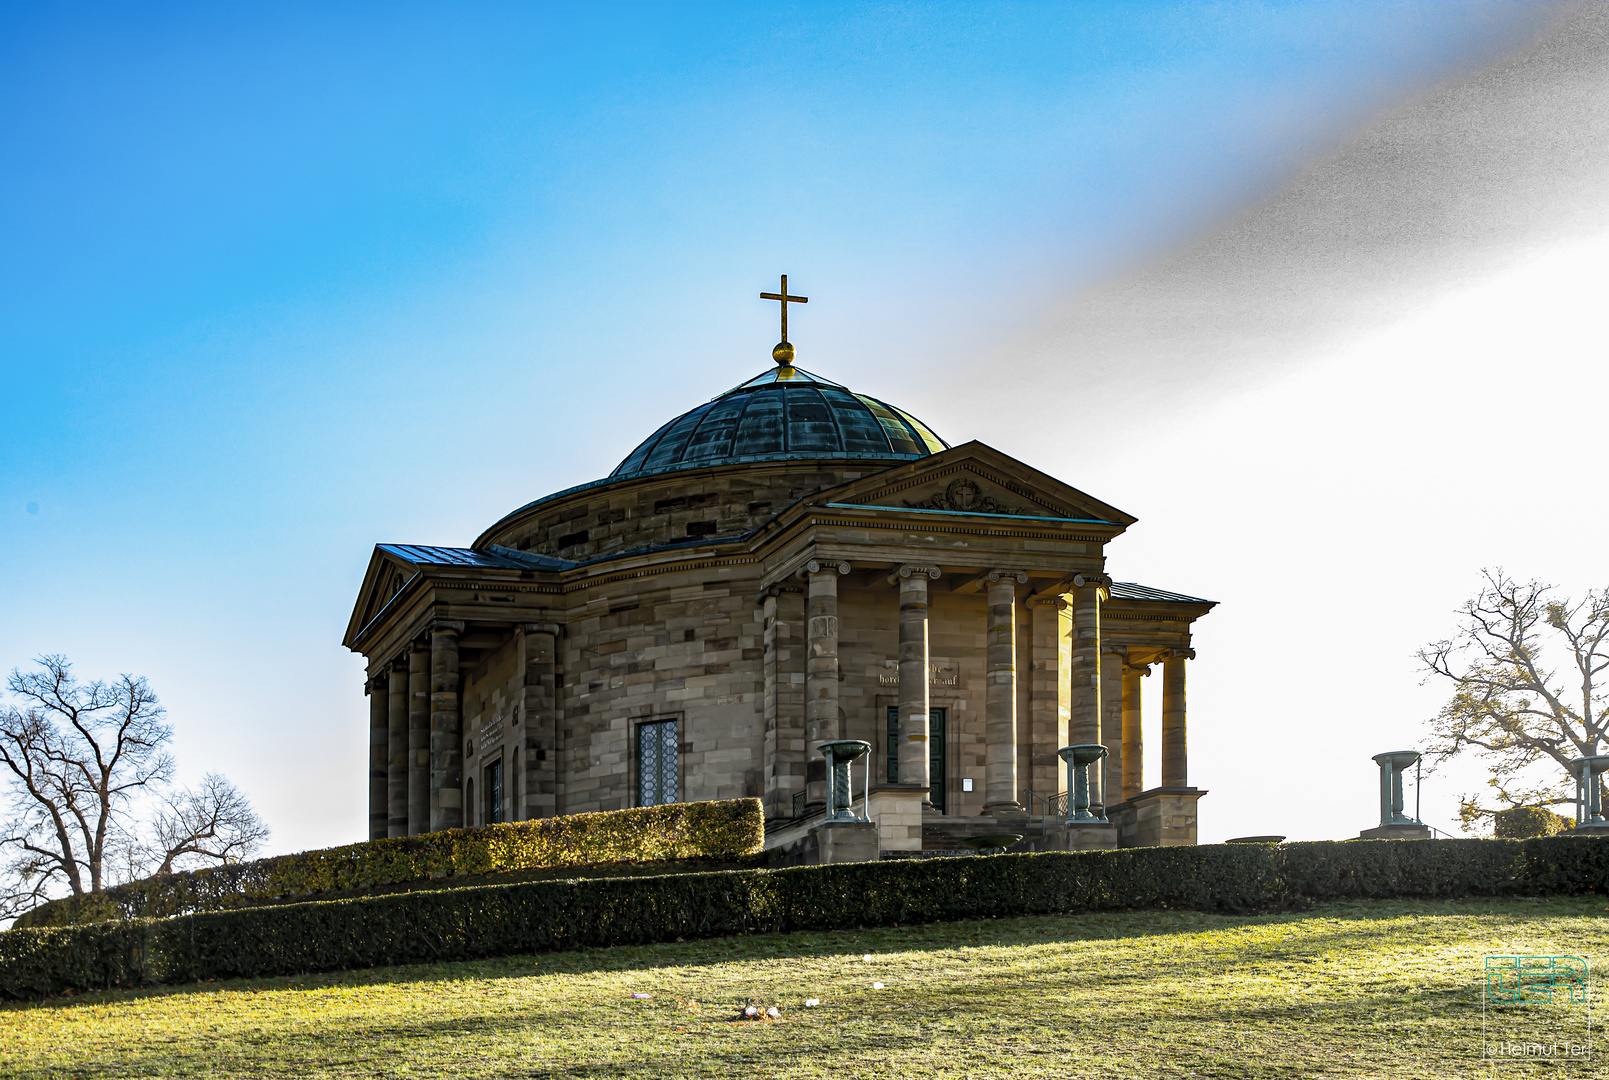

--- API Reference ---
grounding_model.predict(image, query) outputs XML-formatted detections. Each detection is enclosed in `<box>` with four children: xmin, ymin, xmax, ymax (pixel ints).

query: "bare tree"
<box><xmin>0</xmin><ymin>656</ymin><xmax>268</xmax><ymax>920</ymax></box>
<box><xmin>1419</xmin><ymin>569</ymin><xmax>1608</xmax><ymax>830</ymax></box>
<box><xmin>0</xmin><ymin>656</ymin><xmax>173</xmax><ymax>903</ymax></box>
<box><xmin>145</xmin><ymin>772</ymin><xmax>269</xmax><ymax>875</ymax></box>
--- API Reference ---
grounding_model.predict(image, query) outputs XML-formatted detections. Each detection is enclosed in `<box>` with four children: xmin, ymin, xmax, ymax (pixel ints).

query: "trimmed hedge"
<box><xmin>15</xmin><ymin>799</ymin><xmax>764</xmax><ymax>929</ymax></box>
<box><xmin>3</xmin><ymin>835</ymin><xmax>1606</xmax><ymax>1001</ymax></box>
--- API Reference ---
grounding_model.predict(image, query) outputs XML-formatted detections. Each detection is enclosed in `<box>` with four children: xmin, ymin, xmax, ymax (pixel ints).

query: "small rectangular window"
<box><xmin>557</xmin><ymin>530</ymin><xmax>589</xmax><ymax>548</ymax></box>
<box><xmin>637</xmin><ymin>719</ymin><xmax>679</xmax><ymax>806</ymax></box>
<box><xmin>686</xmin><ymin>521</ymin><xmax>718</xmax><ymax>537</ymax></box>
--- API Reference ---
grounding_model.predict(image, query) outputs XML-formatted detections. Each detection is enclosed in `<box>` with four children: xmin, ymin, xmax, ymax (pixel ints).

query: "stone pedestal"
<box><xmin>810</xmin><ymin>819</ymin><xmax>879</xmax><ymax>864</ymax></box>
<box><xmin>1566</xmin><ymin>822</ymin><xmax>1609</xmax><ymax>837</ymax></box>
<box><xmin>1044</xmin><ymin>821</ymin><xmax>1119</xmax><ymax>851</ymax></box>
<box><xmin>1109</xmin><ymin>787</ymin><xmax>1205</xmax><ymax>847</ymax></box>
<box><xmin>1359</xmin><ymin>823</ymin><xmax>1432</xmax><ymax>840</ymax></box>
<box><xmin>868</xmin><ymin>784</ymin><xmax>927</xmax><ymax>852</ymax></box>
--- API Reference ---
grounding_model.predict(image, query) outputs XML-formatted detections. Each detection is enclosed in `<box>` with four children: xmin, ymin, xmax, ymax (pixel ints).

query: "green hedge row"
<box><xmin>16</xmin><ymin>799</ymin><xmax>764</xmax><ymax>929</ymax></box>
<box><xmin>4</xmin><ymin>835</ymin><xmax>1605</xmax><ymax>1001</ymax></box>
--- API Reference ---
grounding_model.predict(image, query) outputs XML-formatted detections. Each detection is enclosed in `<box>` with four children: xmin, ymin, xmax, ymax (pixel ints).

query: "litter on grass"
<box><xmin>630</xmin><ymin>993</ymin><xmax>652</xmax><ymax>999</ymax></box>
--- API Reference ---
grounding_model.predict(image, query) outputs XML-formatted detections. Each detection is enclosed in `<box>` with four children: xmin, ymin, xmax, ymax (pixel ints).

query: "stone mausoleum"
<box><xmin>345</xmin><ymin>282</ymin><xmax>1216</xmax><ymax>858</ymax></box>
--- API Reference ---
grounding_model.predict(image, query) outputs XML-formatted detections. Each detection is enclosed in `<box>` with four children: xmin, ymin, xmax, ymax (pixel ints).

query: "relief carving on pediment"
<box><xmin>903</xmin><ymin>476</ymin><xmax>1037</xmax><ymax>516</ymax></box>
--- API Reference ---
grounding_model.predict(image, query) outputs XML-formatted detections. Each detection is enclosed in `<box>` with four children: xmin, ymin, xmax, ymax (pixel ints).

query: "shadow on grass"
<box><xmin>9</xmin><ymin>895</ymin><xmax>1604</xmax><ymax>1015</ymax></box>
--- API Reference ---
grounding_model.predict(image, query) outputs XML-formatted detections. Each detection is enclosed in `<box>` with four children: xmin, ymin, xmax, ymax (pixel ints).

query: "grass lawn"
<box><xmin>4</xmin><ymin>897</ymin><xmax>1606</xmax><ymax>1078</ymax></box>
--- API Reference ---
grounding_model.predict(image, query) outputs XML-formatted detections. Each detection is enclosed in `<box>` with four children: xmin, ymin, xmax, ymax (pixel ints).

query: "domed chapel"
<box><xmin>345</xmin><ymin>278</ymin><xmax>1216</xmax><ymax>858</ymax></box>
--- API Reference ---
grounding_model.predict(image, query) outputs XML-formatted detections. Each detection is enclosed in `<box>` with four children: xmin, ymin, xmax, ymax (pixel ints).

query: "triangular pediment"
<box><xmin>820</xmin><ymin>441</ymin><xmax>1137</xmax><ymax>527</ymax></box>
<box><xmin>342</xmin><ymin>548</ymin><xmax>422</xmax><ymax>650</ymax></box>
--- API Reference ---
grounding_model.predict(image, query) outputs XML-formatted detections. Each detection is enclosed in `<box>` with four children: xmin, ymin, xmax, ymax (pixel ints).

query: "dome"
<box><xmin>609</xmin><ymin>364</ymin><xmax>949</xmax><ymax>480</ymax></box>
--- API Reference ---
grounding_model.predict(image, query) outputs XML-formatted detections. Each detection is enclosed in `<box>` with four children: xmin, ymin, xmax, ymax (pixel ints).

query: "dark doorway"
<box><xmin>886</xmin><ymin>705</ymin><xmax>947</xmax><ymax>813</ymax></box>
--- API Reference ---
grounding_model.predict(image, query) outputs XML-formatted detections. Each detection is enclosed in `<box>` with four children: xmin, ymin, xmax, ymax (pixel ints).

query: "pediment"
<box><xmin>822</xmin><ymin>441</ymin><xmax>1136</xmax><ymax>527</ymax></box>
<box><xmin>342</xmin><ymin>548</ymin><xmax>421</xmax><ymax>650</ymax></box>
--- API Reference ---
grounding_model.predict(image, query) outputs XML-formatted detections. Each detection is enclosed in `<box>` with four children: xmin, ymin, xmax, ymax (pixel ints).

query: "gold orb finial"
<box><xmin>772</xmin><ymin>341</ymin><xmax>795</xmax><ymax>366</ymax></box>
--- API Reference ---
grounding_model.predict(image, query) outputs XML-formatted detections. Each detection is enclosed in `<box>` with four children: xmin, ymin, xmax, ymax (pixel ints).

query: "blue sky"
<box><xmin>2</xmin><ymin>2</ymin><xmax>1595</xmax><ymax>854</ymax></box>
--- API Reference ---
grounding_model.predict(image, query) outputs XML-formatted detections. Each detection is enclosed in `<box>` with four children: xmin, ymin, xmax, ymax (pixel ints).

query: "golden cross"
<box><xmin>760</xmin><ymin>274</ymin><xmax>808</xmax><ymax>345</ymax></box>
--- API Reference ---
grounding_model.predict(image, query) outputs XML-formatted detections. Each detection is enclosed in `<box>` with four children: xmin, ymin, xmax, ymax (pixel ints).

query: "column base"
<box><xmin>1566</xmin><ymin>821</ymin><xmax>1609</xmax><ymax>836</ymax></box>
<box><xmin>1108</xmin><ymin>786</ymin><xmax>1206</xmax><ymax>847</ymax></box>
<box><xmin>1359</xmin><ymin>823</ymin><xmax>1432</xmax><ymax>840</ymax></box>
<box><xmin>984</xmin><ymin>803</ymin><xmax>1030</xmax><ymax>830</ymax></box>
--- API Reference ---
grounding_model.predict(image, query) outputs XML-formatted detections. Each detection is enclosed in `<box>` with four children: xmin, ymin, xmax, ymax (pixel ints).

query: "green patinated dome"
<box><xmin>610</xmin><ymin>365</ymin><xmax>948</xmax><ymax>481</ymax></box>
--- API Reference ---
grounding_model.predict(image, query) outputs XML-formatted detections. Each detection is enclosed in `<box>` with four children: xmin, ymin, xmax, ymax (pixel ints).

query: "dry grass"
<box><xmin>3</xmin><ymin>897</ymin><xmax>1606</xmax><ymax>1078</ymax></box>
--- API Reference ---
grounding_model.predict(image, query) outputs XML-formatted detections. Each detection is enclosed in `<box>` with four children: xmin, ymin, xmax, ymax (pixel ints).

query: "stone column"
<box><xmin>407</xmin><ymin>641</ymin><xmax>430</xmax><ymax>834</ymax></box>
<box><xmin>1099</xmin><ymin>646</ymin><xmax>1125</xmax><ymax>812</ymax></box>
<box><xmin>1027</xmin><ymin>596</ymin><xmax>1069</xmax><ymax>799</ymax></box>
<box><xmin>429</xmin><ymin>620</ymin><xmax>466</xmax><ymax>832</ymax></box>
<box><xmin>386</xmin><ymin>661</ymin><xmax>408</xmax><ymax>837</ymax></box>
<box><xmin>984</xmin><ymin>570</ymin><xmax>1026</xmax><ymax>813</ymax></box>
<box><xmin>1162</xmin><ymin>652</ymin><xmax>1189</xmax><ymax>788</ymax></box>
<box><xmin>763</xmin><ymin>586</ymin><xmax>807</xmax><ymax>819</ymax></box>
<box><xmin>894</xmin><ymin>564</ymin><xmax>940</xmax><ymax>803</ymax></box>
<box><xmin>367</xmin><ymin>674</ymin><xmax>388</xmax><ymax>840</ymax></box>
<box><xmin>1121</xmin><ymin>664</ymin><xmax>1146</xmax><ymax>800</ymax></box>
<box><xmin>805</xmin><ymin>561</ymin><xmax>849</xmax><ymax>808</ymax></box>
<box><xmin>517</xmin><ymin>623</ymin><xmax>560</xmax><ymax>820</ymax></box>
<box><xmin>1069</xmin><ymin>576</ymin><xmax>1104</xmax><ymax>747</ymax></box>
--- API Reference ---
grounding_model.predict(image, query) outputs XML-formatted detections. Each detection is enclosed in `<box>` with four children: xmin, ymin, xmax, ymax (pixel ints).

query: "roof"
<box><xmin>377</xmin><ymin>543</ymin><xmax>573</xmax><ymax>572</ymax></box>
<box><xmin>609</xmin><ymin>364</ymin><xmax>949</xmax><ymax>481</ymax></box>
<box><xmin>1109</xmin><ymin>582</ymin><xmax>1215</xmax><ymax>605</ymax></box>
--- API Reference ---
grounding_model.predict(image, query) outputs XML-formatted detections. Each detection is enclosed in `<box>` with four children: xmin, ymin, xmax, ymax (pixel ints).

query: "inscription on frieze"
<box><xmin>876</xmin><ymin>660</ymin><xmax>960</xmax><ymax>688</ymax></box>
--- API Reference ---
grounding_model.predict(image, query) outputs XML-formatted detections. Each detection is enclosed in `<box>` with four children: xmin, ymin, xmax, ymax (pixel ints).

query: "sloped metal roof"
<box><xmin>377</xmin><ymin>543</ymin><xmax>573</xmax><ymax>572</ymax></box>
<box><xmin>1110</xmin><ymin>582</ymin><xmax>1215</xmax><ymax>605</ymax></box>
<box><xmin>609</xmin><ymin>365</ymin><xmax>948</xmax><ymax>480</ymax></box>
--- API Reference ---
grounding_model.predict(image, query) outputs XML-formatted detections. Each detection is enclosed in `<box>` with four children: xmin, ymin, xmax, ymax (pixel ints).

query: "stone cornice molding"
<box><xmin>888</xmin><ymin>563</ymin><xmax>942</xmax><ymax>585</ymax></box>
<box><xmin>754</xmin><ymin>582</ymin><xmax>807</xmax><ymax>605</ymax></box>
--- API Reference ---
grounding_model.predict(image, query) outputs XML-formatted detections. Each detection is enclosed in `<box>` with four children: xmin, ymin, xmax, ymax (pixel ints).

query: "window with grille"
<box><xmin>485</xmin><ymin>760</ymin><xmax>503</xmax><ymax>825</ymax></box>
<box><xmin>637</xmin><ymin>719</ymin><xmax>679</xmax><ymax>806</ymax></box>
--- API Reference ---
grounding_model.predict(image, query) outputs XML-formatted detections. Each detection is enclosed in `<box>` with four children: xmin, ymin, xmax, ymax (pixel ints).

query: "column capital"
<box><xmin>964</xmin><ymin>568</ymin><xmax>1028</xmax><ymax>592</ymax></box>
<box><xmin>1027</xmin><ymin>594</ymin><xmax>1068</xmax><ymax>610</ymax></box>
<box><xmin>1159</xmin><ymin>647</ymin><xmax>1196</xmax><ymax>661</ymax></box>
<box><xmin>518</xmin><ymin>622</ymin><xmax>563</xmax><ymax>636</ymax></box>
<box><xmin>431</xmin><ymin>619</ymin><xmax>466</xmax><ymax>635</ymax></box>
<box><xmin>1122</xmin><ymin>663</ymin><xmax>1152</xmax><ymax>677</ymax></box>
<box><xmin>889</xmin><ymin>563</ymin><xmax>941</xmax><ymax>585</ymax></box>
<box><xmin>803</xmin><ymin>559</ymin><xmax>851</xmax><ymax>576</ymax></box>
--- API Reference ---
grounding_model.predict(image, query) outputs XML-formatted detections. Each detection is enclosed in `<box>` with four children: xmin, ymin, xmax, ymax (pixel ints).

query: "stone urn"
<box><xmin>818</xmin><ymin>739</ymin><xmax>872</xmax><ymax>822</ymax></box>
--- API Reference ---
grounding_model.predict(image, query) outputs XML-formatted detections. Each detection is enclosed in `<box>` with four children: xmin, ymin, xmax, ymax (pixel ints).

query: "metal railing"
<box><xmin>1021</xmin><ymin>790</ymin><xmax>1068</xmax><ymax>836</ymax></box>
